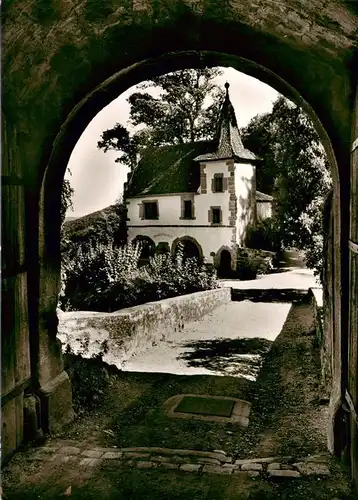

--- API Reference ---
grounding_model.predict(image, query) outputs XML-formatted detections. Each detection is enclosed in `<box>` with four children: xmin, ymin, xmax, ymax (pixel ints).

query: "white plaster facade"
<box><xmin>257</xmin><ymin>200</ymin><xmax>273</xmax><ymax>221</ymax></box>
<box><xmin>125</xmin><ymin>83</ymin><xmax>270</xmax><ymax>269</ymax></box>
<box><xmin>127</xmin><ymin>159</ymin><xmax>256</xmax><ymax>266</ymax></box>
<box><xmin>234</xmin><ymin>162</ymin><xmax>256</xmax><ymax>246</ymax></box>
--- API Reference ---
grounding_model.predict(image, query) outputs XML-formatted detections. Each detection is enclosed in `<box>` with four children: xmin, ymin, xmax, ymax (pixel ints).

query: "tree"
<box><xmin>241</xmin><ymin>96</ymin><xmax>332</xmax><ymax>279</ymax></box>
<box><xmin>61</xmin><ymin>170</ymin><xmax>74</xmax><ymax>226</ymax></box>
<box><xmin>97</xmin><ymin>68</ymin><xmax>225</xmax><ymax>167</ymax></box>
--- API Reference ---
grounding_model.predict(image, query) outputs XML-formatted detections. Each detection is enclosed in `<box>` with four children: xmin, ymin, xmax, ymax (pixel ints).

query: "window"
<box><xmin>214</xmin><ymin>175</ymin><xmax>223</xmax><ymax>192</ymax></box>
<box><xmin>143</xmin><ymin>201</ymin><xmax>158</xmax><ymax>219</ymax></box>
<box><xmin>212</xmin><ymin>208</ymin><xmax>221</xmax><ymax>224</ymax></box>
<box><xmin>211</xmin><ymin>173</ymin><xmax>226</xmax><ymax>192</ymax></box>
<box><xmin>183</xmin><ymin>200</ymin><xmax>192</xmax><ymax>219</ymax></box>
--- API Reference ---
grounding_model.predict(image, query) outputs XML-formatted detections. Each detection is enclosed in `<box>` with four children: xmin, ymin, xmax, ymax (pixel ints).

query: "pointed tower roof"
<box><xmin>194</xmin><ymin>82</ymin><xmax>257</xmax><ymax>162</ymax></box>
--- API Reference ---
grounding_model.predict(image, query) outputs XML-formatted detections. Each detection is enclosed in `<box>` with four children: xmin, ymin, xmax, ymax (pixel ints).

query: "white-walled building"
<box><xmin>256</xmin><ymin>190</ymin><xmax>273</xmax><ymax>221</ymax></box>
<box><xmin>124</xmin><ymin>83</ymin><xmax>272</xmax><ymax>271</ymax></box>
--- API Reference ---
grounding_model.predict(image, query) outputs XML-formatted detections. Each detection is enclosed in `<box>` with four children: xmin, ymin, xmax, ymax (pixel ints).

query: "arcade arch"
<box><xmin>172</xmin><ymin>236</ymin><xmax>203</xmax><ymax>262</ymax></box>
<box><xmin>132</xmin><ymin>235</ymin><xmax>156</xmax><ymax>264</ymax></box>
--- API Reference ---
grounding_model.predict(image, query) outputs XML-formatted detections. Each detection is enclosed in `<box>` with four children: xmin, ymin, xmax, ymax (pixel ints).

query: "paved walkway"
<box><xmin>123</xmin><ymin>301</ymin><xmax>291</xmax><ymax>379</ymax></box>
<box><xmin>219</xmin><ymin>268</ymin><xmax>320</xmax><ymax>291</ymax></box>
<box><xmin>124</xmin><ymin>260</ymin><xmax>321</xmax><ymax>379</ymax></box>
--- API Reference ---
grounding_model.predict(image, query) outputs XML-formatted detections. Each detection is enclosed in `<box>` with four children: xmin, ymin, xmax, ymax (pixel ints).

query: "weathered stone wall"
<box><xmin>2</xmin><ymin>0</ymin><xmax>357</xmax><ymax>472</ymax></box>
<box><xmin>348</xmin><ymin>83</ymin><xmax>358</xmax><ymax>489</ymax></box>
<box><xmin>320</xmin><ymin>192</ymin><xmax>335</xmax><ymax>419</ymax></box>
<box><xmin>307</xmin><ymin>288</ymin><xmax>327</xmax><ymax>395</ymax></box>
<box><xmin>57</xmin><ymin>288</ymin><xmax>231</xmax><ymax>369</ymax></box>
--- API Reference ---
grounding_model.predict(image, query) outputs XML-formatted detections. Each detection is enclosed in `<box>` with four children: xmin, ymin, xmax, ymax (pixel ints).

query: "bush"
<box><xmin>60</xmin><ymin>241</ymin><xmax>219</xmax><ymax>312</ymax></box>
<box><xmin>59</xmin><ymin>240</ymin><xmax>142</xmax><ymax>311</ymax></box>
<box><xmin>235</xmin><ymin>247</ymin><xmax>276</xmax><ymax>280</ymax></box>
<box><xmin>64</xmin><ymin>349</ymin><xmax>110</xmax><ymax>413</ymax></box>
<box><xmin>235</xmin><ymin>258</ymin><xmax>259</xmax><ymax>280</ymax></box>
<box><xmin>245</xmin><ymin>218</ymin><xmax>282</xmax><ymax>252</ymax></box>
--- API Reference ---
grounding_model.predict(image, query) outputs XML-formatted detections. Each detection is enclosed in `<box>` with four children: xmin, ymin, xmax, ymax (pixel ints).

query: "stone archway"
<box><xmin>2</xmin><ymin>1</ymin><xmax>357</xmax><ymax>477</ymax></box>
<box><xmin>18</xmin><ymin>51</ymin><xmax>349</xmax><ymax>463</ymax></box>
<box><xmin>132</xmin><ymin>235</ymin><xmax>156</xmax><ymax>265</ymax></box>
<box><xmin>214</xmin><ymin>245</ymin><xmax>235</xmax><ymax>276</ymax></box>
<box><xmin>172</xmin><ymin>236</ymin><xmax>203</xmax><ymax>262</ymax></box>
<box><xmin>219</xmin><ymin>250</ymin><xmax>232</xmax><ymax>278</ymax></box>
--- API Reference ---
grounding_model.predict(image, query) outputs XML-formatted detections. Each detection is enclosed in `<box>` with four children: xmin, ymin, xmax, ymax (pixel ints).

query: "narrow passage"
<box><xmin>123</xmin><ymin>301</ymin><xmax>291</xmax><ymax>379</ymax></box>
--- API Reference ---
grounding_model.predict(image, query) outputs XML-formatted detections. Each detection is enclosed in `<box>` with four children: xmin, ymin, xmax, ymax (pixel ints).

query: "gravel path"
<box><xmin>123</xmin><ymin>301</ymin><xmax>291</xmax><ymax>379</ymax></box>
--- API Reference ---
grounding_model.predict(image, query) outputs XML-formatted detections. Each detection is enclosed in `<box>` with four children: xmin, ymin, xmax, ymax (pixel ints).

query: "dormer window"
<box><xmin>212</xmin><ymin>173</ymin><xmax>225</xmax><ymax>193</ymax></box>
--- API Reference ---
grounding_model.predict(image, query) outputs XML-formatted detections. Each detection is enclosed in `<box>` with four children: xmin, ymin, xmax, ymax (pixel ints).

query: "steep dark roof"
<box><xmin>256</xmin><ymin>190</ymin><xmax>273</xmax><ymax>201</ymax></box>
<box><xmin>125</xmin><ymin>141</ymin><xmax>212</xmax><ymax>196</ymax></box>
<box><xmin>195</xmin><ymin>82</ymin><xmax>256</xmax><ymax>163</ymax></box>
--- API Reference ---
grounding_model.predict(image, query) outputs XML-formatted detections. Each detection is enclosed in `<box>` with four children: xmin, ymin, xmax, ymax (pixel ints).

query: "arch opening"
<box><xmin>218</xmin><ymin>250</ymin><xmax>232</xmax><ymax>278</ymax></box>
<box><xmin>132</xmin><ymin>235</ymin><xmax>156</xmax><ymax>265</ymax></box>
<box><xmin>40</xmin><ymin>50</ymin><xmax>341</xmax><ymax>294</ymax></box>
<box><xmin>172</xmin><ymin>236</ymin><xmax>203</xmax><ymax>263</ymax></box>
<box><xmin>38</xmin><ymin>49</ymin><xmax>346</xmax><ymax>465</ymax></box>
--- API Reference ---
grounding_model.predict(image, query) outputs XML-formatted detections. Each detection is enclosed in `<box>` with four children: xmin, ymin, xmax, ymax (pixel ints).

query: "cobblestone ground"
<box><xmin>9</xmin><ymin>442</ymin><xmax>333</xmax><ymax>478</ymax></box>
<box><xmin>2</xmin><ymin>440</ymin><xmax>353</xmax><ymax>499</ymax></box>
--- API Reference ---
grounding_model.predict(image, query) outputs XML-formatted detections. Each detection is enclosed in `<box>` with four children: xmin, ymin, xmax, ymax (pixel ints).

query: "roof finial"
<box><xmin>224</xmin><ymin>81</ymin><xmax>230</xmax><ymax>96</ymax></box>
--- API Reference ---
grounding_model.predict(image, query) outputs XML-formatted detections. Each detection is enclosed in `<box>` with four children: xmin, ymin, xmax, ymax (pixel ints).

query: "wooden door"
<box><xmin>348</xmin><ymin>85</ymin><xmax>358</xmax><ymax>489</ymax></box>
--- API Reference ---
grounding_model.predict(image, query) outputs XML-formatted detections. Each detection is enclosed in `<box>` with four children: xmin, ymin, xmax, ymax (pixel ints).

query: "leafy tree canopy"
<box><xmin>98</xmin><ymin>68</ymin><xmax>225</xmax><ymax>166</ymax></box>
<box><xmin>241</xmin><ymin>96</ymin><xmax>332</xmax><ymax>278</ymax></box>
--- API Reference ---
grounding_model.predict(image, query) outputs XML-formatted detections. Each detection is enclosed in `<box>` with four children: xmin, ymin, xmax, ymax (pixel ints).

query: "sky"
<box><xmin>66</xmin><ymin>67</ymin><xmax>279</xmax><ymax>218</ymax></box>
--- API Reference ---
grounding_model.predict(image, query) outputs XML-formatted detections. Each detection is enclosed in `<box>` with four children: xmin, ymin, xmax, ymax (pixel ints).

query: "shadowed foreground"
<box><xmin>2</xmin><ymin>299</ymin><xmax>355</xmax><ymax>499</ymax></box>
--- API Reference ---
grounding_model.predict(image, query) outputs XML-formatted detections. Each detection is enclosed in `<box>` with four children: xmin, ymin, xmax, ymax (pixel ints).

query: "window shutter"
<box><xmin>208</xmin><ymin>209</ymin><xmax>212</xmax><ymax>223</ymax></box>
<box><xmin>139</xmin><ymin>203</ymin><xmax>144</xmax><ymax>219</ymax></box>
<box><xmin>223</xmin><ymin>177</ymin><xmax>228</xmax><ymax>191</ymax></box>
<box><xmin>219</xmin><ymin>209</ymin><xmax>222</xmax><ymax>223</ymax></box>
<box><xmin>155</xmin><ymin>201</ymin><xmax>159</xmax><ymax>218</ymax></box>
<box><xmin>211</xmin><ymin>177</ymin><xmax>215</xmax><ymax>193</ymax></box>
